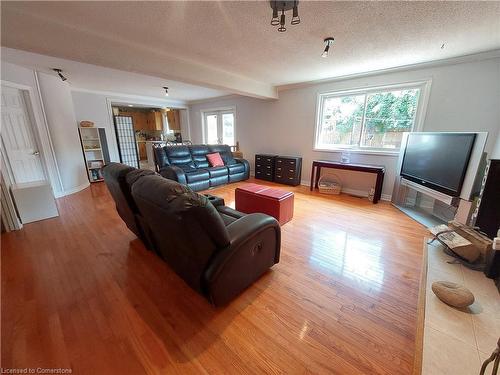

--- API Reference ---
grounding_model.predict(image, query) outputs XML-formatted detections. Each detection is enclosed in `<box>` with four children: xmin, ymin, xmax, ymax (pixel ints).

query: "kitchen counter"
<box><xmin>144</xmin><ymin>141</ymin><xmax>166</xmax><ymax>169</ymax></box>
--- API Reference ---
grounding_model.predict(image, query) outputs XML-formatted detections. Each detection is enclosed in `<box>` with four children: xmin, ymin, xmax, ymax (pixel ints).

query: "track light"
<box><xmin>291</xmin><ymin>1</ymin><xmax>300</xmax><ymax>25</ymax></box>
<box><xmin>163</xmin><ymin>86</ymin><xmax>169</xmax><ymax>96</ymax></box>
<box><xmin>278</xmin><ymin>9</ymin><xmax>286</xmax><ymax>32</ymax></box>
<box><xmin>52</xmin><ymin>68</ymin><xmax>67</xmax><ymax>81</ymax></box>
<box><xmin>269</xmin><ymin>1</ymin><xmax>299</xmax><ymax>32</ymax></box>
<box><xmin>321</xmin><ymin>37</ymin><xmax>334</xmax><ymax>58</ymax></box>
<box><xmin>271</xmin><ymin>2</ymin><xmax>279</xmax><ymax>26</ymax></box>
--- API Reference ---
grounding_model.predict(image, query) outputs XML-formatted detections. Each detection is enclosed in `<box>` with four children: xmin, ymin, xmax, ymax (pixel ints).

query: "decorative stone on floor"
<box><xmin>432</xmin><ymin>281</ymin><xmax>475</xmax><ymax>308</ymax></box>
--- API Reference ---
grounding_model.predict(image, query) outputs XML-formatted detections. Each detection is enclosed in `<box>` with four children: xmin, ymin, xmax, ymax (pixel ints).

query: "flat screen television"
<box><xmin>401</xmin><ymin>133</ymin><xmax>476</xmax><ymax>197</ymax></box>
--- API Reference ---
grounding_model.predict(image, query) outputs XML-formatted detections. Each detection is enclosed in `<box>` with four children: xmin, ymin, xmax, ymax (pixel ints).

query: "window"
<box><xmin>315</xmin><ymin>83</ymin><xmax>427</xmax><ymax>153</ymax></box>
<box><xmin>202</xmin><ymin>108</ymin><xmax>235</xmax><ymax>145</ymax></box>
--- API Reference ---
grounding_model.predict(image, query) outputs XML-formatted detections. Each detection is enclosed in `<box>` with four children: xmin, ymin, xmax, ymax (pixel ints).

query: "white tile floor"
<box><xmin>422</xmin><ymin>242</ymin><xmax>500</xmax><ymax>375</ymax></box>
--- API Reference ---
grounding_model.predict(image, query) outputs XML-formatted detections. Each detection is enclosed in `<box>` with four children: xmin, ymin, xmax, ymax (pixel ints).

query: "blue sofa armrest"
<box><xmin>159</xmin><ymin>165</ymin><xmax>187</xmax><ymax>185</ymax></box>
<box><xmin>234</xmin><ymin>158</ymin><xmax>250</xmax><ymax>176</ymax></box>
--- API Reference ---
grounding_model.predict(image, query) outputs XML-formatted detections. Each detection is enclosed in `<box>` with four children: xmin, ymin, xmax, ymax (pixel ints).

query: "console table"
<box><xmin>310</xmin><ymin>160</ymin><xmax>385</xmax><ymax>204</ymax></box>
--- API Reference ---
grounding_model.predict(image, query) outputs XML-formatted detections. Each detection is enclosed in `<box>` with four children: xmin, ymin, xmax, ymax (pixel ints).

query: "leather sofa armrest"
<box><xmin>159</xmin><ymin>165</ymin><xmax>187</xmax><ymax>185</ymax></box>
<box><xmin>203</xmin><ymin>213</ymin><xmax>281</xmax><ymax>306</ymax></box>
<box><xmin>235</xmin><ymin>158</ymin><xmax>249</xmax><ymax>170</ymax></box>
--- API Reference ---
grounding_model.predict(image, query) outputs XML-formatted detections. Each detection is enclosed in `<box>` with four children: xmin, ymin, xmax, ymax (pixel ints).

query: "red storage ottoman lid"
<box><xmin>236</xmin><ymin>183</ymin><xmax>269</xmax><ymax>194</ymax></box>
<box><xmin>257</xmin><ymin>188</ymin><xmax>293</xmax><ymax>201</ymax></box>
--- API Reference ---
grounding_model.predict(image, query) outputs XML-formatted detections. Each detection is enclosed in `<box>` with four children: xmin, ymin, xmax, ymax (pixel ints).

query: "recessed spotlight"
<box><xmin>321</xmin><ymin>37</ymin><xmax>334</xmax><ymax>58</ymax></box>
<box><xmin>128</xmin><ymin>104</ymin><xmax>133</xmax><ymax>107</ymax></box>
<box><xmin>163</xmin><ymin>86</ymin><xmax>169</xmax><ymax>96</ymax></box>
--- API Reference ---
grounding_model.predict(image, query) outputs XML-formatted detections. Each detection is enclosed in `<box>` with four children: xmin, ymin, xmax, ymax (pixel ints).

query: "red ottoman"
<box><xmin>235</xmin><ymin>183</ymin><xmax>294</xmax><ymax>225</ymax></box>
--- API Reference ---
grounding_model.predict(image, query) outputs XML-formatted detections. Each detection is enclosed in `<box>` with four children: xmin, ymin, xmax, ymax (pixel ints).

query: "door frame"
<box><xmin>201</xmin><ymin>106</ymin><xmax>236</xmax><ymax>145</ymax></box>
<box><xmin>1</xmin><ymin>80</ymin><xmax>60</xmax><ymax>230</ymax></box>
<box><xmin>1</xmin><ymin>79</ymin><xmax>63</xmax><ymax>195</ymax></box>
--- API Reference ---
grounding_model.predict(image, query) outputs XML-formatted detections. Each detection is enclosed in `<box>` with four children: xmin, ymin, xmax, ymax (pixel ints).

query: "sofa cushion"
<box><xmin>206</xmin><ymin>166</ymin><xmax>229</xmax><ymax>178</ymax></box>
<box><xmin>189</xmin><ymin>145</ymin><xmax>210</xmax><ymax>168</ymax></box>
<box><xmin>153</xmin><ymin>146</ymin><xmax>170</xmax><ymax>169</ymax></box>
<box><xmin>207</xmin><ymin>152</ymin><xmax>224</xmax><ymax>167</ymax></box>
<box><xmin>208</xmin><ymin>144</ymin><xmax>237</xmax><ymax>165</ymax></box>
<box><xmin>185</xmin><ymin>169</ymin><xmax>210</xmax><ymax>183</ymax></box>
<box><xmin>227</xmin><ymin>163</ymin><xmax>245</xmax><ymax>175</ymax></box>
<box><xmin>166</xmin><ymin>145</ymin><xmax>196</xmax><ymax>169</ymax></box>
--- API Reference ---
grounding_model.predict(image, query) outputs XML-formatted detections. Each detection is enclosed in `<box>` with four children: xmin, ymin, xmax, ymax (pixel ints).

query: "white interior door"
<box><xmin>1</xmin><ymin>85</ymin><xmax>45</xmax><ymax>183</ymax></box>
<box><xmin>203</xmin><ymin>109</ymin><xmax>235</xmax><ymax>145</ymax></box>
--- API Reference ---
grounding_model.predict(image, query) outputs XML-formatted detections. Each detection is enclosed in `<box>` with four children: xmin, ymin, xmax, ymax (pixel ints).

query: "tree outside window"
<box><xmin>316</xmin><ymin>86</ymin><xmax>421</xmax><ymax>151</ymax></box>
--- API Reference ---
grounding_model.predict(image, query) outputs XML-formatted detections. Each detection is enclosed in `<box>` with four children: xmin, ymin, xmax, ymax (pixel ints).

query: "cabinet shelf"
<box><xmin>79</xmin><ymin>126</ymin><xmax>110</xmax><ymax>184</ymax></box>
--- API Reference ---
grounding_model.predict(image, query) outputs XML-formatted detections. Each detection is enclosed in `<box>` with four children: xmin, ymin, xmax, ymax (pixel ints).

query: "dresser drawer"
<box><xmin>274</xmin><ymin>156</ymin><xmax>302</xmax><ymax>186</ymax></box>
<box><xmin>255</xmin><ymin>169</ymin><xmax>274</xmax><ymax>181</ymax></box>
<box><xmin>255</xmin><ymin>154</ymin><xmax>277</xmax><ymax>181</ymax></box>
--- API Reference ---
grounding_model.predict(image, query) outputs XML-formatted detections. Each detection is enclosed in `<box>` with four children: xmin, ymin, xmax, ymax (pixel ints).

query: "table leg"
<box><xmin>315</xmin><ymin>166</ymin><xmax>321</xmax><ymax>189</ymax></box>
<box><xmin>373</xmin><ymin>171</ymin><xmax>384</xmax><ymax>204</ymax></box>
<box><xmin>310</xmin><ymin>164</ymin><xmax>315</xmax><ymax>191</ymax></box>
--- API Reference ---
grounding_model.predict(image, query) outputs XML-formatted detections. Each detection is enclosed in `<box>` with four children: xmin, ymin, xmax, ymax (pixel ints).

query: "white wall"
<box><xmin>71</xmin><ymin>91</ymin><xmax>120</xmax><ymax>162</ymax></box>
<box><xmin>189</xmin><ymin>56</ymin><xmax>500</xmax><ymax>199</ymax></box>
<box><xmin>71</xmin><ymin>90</ymin><xmax>190</xmax><ymax>163</ymax></box>
<box><xmin>492</xmin><ymin>133</ymin><xmax>500</xmax><ymax>159</ymax></box>
<box><xmin>37</xmin><ymin>72</ymin><xmax>89</xmax><ymax>194</ymax></box>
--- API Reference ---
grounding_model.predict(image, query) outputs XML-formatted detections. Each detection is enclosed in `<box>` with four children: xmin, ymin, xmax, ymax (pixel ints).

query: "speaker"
<box><xmin>472</xmin><ymin>159</ymin><xmax>500</xmax><ymax>239</ymax></box>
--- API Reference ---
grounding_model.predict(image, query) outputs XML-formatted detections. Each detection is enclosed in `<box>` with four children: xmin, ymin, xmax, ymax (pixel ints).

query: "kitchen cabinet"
<box><xmin>146</xmin><ymin>111</ymin><xmax>163</xmax><ymax>131</ymax></box>
<box><xmin>166</xmin><ymin>109</ymin><xmax>181</xmax><ymax>132</ymax></box>
<box><xmin>130</xmin><ymin>112</ymin><xmax>147</xmax><ymax>131</ymax></box>
<box><xmin>138</xmin><ymin>142</ymin><xmax>147</xmax><ymax>160</ymax></box>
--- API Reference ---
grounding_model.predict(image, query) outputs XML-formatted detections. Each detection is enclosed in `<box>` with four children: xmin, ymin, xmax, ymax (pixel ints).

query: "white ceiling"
<box><xmin>2</xmin><ymin>1</ymin><xmax>500</xmax><ymax>100</ymax></box>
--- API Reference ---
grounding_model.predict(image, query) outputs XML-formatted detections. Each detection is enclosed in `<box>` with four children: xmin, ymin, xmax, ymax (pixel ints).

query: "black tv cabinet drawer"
<box><xmin>275</xmin><ymin>156</ymin><xmax>302</xmax><ymax>186</ymax></box>
<box><xmin>255</xmin><ymin>154</ymin><xmax>277</xmax><ymax>181</ymax></box>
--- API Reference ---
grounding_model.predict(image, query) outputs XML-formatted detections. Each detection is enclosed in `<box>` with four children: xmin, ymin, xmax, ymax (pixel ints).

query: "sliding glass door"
<box><xmin>203</xmin><ymin>109</ymin><xmax>235</xmax><ymax>145</ymax></box>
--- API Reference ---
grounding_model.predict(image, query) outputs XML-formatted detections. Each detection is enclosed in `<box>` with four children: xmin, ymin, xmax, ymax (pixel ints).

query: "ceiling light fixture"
<box><xmin>270</xmin><ymin>1</ymin><xmax>300</xmax><ymax>32</ymax></box>
<box><xmin>163</xmin><ymin>86</ymin><xmax>169</xmax><ymax>96</ymax></box>
<box><xmin>52</xmin><ymin>68</ymin><xmax>67</xmax><ymax>81</ymax></box>
<box><xmin>321</xmin><ymin>37</ymin><xmax>334</xmax><ymax>58</ymax></box>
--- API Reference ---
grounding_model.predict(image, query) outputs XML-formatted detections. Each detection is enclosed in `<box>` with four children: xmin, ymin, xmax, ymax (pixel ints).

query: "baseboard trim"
<box><xmin>54</xmin><ymin>181</ymin><xmax>90</xmax><ymax>198</ymax></box>
<box><xmin>299</xmin><ymin>180</ymin><xmax>391</xmax><ymax>201</ymax></box>
<box><xmin>248</xmin><ymin>176</ymin><xmax>391</xmax><ymax>201</ymax></box>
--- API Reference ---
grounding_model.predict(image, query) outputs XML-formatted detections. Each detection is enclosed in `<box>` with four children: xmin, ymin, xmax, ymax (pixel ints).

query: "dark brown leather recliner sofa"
<box><xmin>102</xmin><ymin>162</ymin><xmax>281</xmax><ymax>306</ymax></box>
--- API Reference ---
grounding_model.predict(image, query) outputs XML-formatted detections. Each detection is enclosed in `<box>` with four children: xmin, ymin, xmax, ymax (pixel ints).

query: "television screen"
<box><xmin>401</xmin><ymin>133</ymin><xmax>476</xmax><ymax>196</ymax></box>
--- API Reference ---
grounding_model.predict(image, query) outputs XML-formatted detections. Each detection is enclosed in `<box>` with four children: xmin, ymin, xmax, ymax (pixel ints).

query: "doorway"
<box><xmin>1</xmin><ymin>85</ymin><xmax>46</xmax><ymax>183</ymax></box>
<box><xmin>203</xmin><ymin>108</ymin><xmax>235</xmax><ymax>145</ymax></box>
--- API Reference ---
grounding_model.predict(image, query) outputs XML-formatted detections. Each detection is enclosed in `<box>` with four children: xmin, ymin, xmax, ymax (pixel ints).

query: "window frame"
<box><xmin>313</xmin><ymin>80</ymin><xmax>431</xmax><ymax>156</ymax></box>
<box><xmin>201</xmin><ymin>106</ymin><xmax>236</xmax><ymax>145</ymax></box>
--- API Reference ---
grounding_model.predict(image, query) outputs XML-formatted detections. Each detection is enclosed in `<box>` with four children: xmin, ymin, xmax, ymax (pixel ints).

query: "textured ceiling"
<box><xmin>1</xmin><ymin>47</ymin><xmax>230</xmax><ymax>102</ymax></box>
<box><xmin>2</xmin><ymin>1</ymin><xmax>500</xmax><ymax>99</ymax></box>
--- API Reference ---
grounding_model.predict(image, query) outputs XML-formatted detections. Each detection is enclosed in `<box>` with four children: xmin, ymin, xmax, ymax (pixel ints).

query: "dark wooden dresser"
<box><xmin>255</xmin><ymin>154</ymin><xmax>277</xmax><ymax>181</ymax></box>
<box><xmin>274</xmin><ymin>156</ymin><xmax>302</xmax><ymax>186</ymax></box>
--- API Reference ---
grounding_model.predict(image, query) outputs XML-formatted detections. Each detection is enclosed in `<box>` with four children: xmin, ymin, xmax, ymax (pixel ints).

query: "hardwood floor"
<box><xmin>1</xmin><ymin>178</ymin><xmax>428</xmax><ymax>374</ymax></box>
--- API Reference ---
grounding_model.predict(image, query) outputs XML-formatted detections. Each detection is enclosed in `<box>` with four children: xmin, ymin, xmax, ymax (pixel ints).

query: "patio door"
<box><xmin>203</xmin><ymin>109</ymin><xmax>235</xmax><ymax>146</ymax></box>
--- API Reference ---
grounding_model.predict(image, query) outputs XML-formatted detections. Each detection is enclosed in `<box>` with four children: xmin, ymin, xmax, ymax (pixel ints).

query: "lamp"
<box><xmin>163</xmin><ymin>86</ymin><xmax>169</xmax><ymax>96</ymax></box>
<box><xmin>269</xmin><ymin>1</ymin><xmax>299</xmax><ymax>32</ymax></box>
<box><xmin>321</xmin><ymin>38</ymin><xmax>334</xmax><ymax>58</ymax></box>
<box><xmin>278</xmin><ymin>9</ymin><xmax>286</xmax><ymax>32</ymax></box>
<box><xmin>291</xmin><ymin>1</ymin><xmax>300</xmax><ymax>25</ymax></box>
<box><xmin>271</xmin><ymin>3</ymin><xmax>279</xmax><ymax>26</ymax></box>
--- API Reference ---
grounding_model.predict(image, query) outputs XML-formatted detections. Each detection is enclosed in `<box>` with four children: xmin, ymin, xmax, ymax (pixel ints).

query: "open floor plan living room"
<box><xmin>1</xmin><ymin>2</ymin><xmax>499</xmax><ymax>375</ymax></box>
